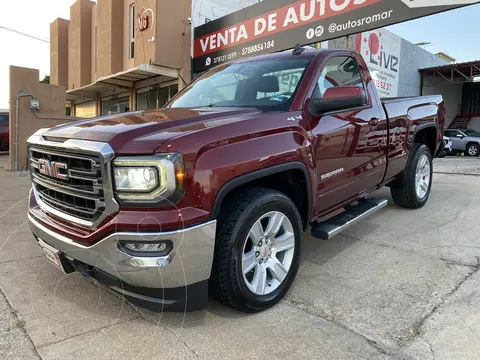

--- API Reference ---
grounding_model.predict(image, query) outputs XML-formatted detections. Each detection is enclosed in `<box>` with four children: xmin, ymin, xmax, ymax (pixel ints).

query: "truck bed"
<box><xmin>381</xmin><ymin>95</ymin><xmax>443</xmax><ymax>104</ymax></box>
<box><xmin>381</xmin><ymin>95</ymin><xmax>444</xmax><ymax>120</ymax></box>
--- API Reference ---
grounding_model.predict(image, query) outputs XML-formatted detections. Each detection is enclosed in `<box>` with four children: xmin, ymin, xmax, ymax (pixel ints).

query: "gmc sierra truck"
<box><xmin>27</xmin><ymin>48</ymin><xmax>445</xmax><ymax>313</ymax></box>
<box><xmin>0</xmin><ymin>111</ymin><xmax>9</xmax><ymax>151</ymax></box>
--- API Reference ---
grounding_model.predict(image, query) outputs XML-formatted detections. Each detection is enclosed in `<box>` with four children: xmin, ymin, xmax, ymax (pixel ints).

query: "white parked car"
<box><xmin>438</xmin><ymin>136</ymin><xmax>452</xmax><ymax>158</ymax></box>
<box><xmin>444</xmin><ymin>129</ymin><xmax>480</xmax><ymax>156</ymax></box>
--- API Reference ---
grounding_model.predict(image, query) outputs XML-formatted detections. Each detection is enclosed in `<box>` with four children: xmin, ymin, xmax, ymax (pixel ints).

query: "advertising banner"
<box><xmin>356</xmin><ymin>29</ymin><xmax>401</xmax><ymax>97</ymax></box>
<box><xmin>193</xmin><ymin>0</ymin><xmax>480</xmax><ymax>73</ymax></box>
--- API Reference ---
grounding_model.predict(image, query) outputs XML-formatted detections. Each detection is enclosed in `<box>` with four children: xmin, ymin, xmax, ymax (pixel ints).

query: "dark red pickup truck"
<box><xmin>27</xmin><ymin>48</ymin><xmax>445</xmax><ymax>313</ymax></box>
<box><xmin>0</xmin><ymin>111</ymin><xmax>9</xmax><ymax>151</ymax></box>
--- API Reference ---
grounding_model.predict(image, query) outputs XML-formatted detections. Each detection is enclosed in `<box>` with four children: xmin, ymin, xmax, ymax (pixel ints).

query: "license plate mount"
<box><xmin>38</xmin><ymin>239</ymin><xmax>67</xmax><ymax>274</ymax></box>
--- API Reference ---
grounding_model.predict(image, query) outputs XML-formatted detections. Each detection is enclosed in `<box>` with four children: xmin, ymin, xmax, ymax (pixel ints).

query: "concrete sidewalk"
<box><xmin>1</xmin><ymin>155</ymin><xmax>479</xmax><ymax>360</ymax></box>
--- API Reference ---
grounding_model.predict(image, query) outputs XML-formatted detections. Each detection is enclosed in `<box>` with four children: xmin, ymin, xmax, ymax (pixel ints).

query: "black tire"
<box><xmin>466</xmin><ymin>143</ymin><xmax>480</xmax><ymax>157</ymax></box>
<box><xmin>390</xmin><ymin>144</ymin><xmax>433</xmax><ymax>209</ymax></box>
<box><xmin>210</xmin><ymin>187</ymin><xmax>302</xmax><ymax>313</ymax></box>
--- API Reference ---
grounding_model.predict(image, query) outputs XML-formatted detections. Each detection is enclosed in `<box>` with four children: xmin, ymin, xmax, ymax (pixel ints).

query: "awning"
<box><xmin>66</xmin><ymin>64</ymin><xmax>179</xmax><ymax>100</ymax></box>
<box><xmin>420</xmin><ymin>60</ymin><xmax>480</xmax><ymax>84</ymax></box>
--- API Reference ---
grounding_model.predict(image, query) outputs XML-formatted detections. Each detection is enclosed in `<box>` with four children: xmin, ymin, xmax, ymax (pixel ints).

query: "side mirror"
<box><xmin>456</xmin><ymin>134</ymin><xmax>464</xmax><ymax>138</ymax></box>
<box><xmin>308</xmin><ymin>86</ymin><xmax>367</xmax><ymax>118</ymax></box>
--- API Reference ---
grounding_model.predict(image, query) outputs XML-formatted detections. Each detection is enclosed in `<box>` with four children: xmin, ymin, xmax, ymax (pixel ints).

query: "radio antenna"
<box><xmin>292</xmin><ymin>43</ymin><xmax>306</xmax><ymax>55</ymax></box>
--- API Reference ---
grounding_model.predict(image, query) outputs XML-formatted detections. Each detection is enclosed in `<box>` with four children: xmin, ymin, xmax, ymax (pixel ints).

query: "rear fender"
<box><xmin>406</xmin><ymin>104</ymin><xmax>439</xmax><ymax>166</ymax></box>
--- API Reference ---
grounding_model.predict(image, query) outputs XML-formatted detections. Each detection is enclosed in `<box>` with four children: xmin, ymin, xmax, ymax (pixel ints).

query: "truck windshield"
<box><xmin>168</xmin><ymin>57</ymin><xmax>312</xmax><ymax>110</ymax></box>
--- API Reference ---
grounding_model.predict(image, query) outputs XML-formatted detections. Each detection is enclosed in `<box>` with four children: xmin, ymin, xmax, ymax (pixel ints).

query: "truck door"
<box><xmin>308</xmin><ymin>54</ymin><xmax>387</xmax><ymax>215</ymax></box>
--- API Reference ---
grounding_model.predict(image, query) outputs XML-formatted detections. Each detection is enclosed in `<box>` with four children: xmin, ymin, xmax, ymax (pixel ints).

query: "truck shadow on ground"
<box><xmin>129</xmin><ymin>199</ymin><xmax>389</xmax><ymax>327</ymax></box>
<box><xmin>26</xmin><ymin>189</ymin><xmax>390</xmax><ymax>330</ymax></box>
<box><xmin>42</xmin><ymin>183</ymin><xmax>459</xmax><ymax>331</ymax></box>
<box><xmin>99</xmin><ymin>191</ymin><xmax>392</xmax><ymax>327</ymax></box>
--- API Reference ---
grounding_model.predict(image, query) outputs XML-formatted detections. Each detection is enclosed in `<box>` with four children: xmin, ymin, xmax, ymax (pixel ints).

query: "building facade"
<box><xmin>191</xmin><ymin>0</ymin><xmax>262</xmax><ymax>26</ymax></box>
<box><xmin>327</xmin><ymin>28</ymin><xmax>448</xmax><ymax>98</ymax></box>
<box><xmin>50</xmin><ymin>0</ymin><xmax>452</xmax><ymax>119</ymax></box>
<box><xmin>50</xmin><ymin>0</ymin><xmax>192</xmax><ymax>118</ymax></box>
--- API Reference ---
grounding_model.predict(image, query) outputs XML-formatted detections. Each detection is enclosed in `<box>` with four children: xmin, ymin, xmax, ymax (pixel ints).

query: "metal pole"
<box><xmin>14</xmin><ymin>94</ymin><xmax>34</xmax><ymax>172</ymax></box>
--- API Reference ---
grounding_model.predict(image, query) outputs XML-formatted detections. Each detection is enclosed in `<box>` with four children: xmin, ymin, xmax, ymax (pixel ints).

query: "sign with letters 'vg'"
<box><xmin>356</xmin><ymin>28</ymin><xmax>401</xmax><ymax>97</ymax></box>
<box><xmin>193</xmin><ymin>0</ymin><xmax>480</xmax><ymax>73</ymax></box>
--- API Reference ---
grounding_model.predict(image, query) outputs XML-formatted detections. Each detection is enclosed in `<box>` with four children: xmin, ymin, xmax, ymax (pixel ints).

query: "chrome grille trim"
<box><xmin>31</xmin><ymin>173</ymin><xmax>102</xmax><ymax>197</ymax></box>
<box><xmin>30</xmin><ymin>146</ymin><xmax>102</xmax><ymax>195</ymax></box>
<box><xmin>36</xmin><ymin>188</ymin><xmax>103</xmax><ymax>216</ymax></box>
<box><xmin>27</xmin><ymin>134</ymin><xmax>119</xmax><ymax>229</ymax></box>
<box><xmin>30</xmin><ymin>147</ymin><xmax>99</xmax><ymax>172</ymax></box>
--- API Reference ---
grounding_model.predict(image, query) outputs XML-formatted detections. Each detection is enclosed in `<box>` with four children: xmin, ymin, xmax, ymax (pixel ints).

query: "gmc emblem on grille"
<box><xmin>38</xmin><ymin>159</ymin><xmax>69</xmax><ymax>180</ymax></box>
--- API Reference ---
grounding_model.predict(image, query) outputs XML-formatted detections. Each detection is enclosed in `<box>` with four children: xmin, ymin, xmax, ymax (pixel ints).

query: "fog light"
<box><xmin>120</xmin><ymin>241</ymin><xmax>173</xmax><ymax>257</ymax></box>
<box><xmin>125</xmin><ymin>243</ymin><xmax>167</xmax><ymax>252</ymax></box>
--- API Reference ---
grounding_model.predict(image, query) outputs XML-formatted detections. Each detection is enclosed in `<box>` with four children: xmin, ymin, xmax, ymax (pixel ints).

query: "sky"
<box><xmin>387</xmin><ymin>4</ymin><xmax>480</xmax><ymax>62</ymax></box>
<box><xmin>1</xmin><ymin>1</ymin><xmax>480</xmax><ymax>109</ymax></box>
<box><xmin>0</xmin><ymin>0</ymin><xmax>80</xmax><ymax>110</ymax></box>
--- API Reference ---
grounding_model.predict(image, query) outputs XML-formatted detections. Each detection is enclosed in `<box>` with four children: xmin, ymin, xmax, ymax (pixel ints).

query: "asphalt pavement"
<box><xmin>0</xmin><ymin>154</ymin><xmax>479</xmax><ymax>360</ymax></box>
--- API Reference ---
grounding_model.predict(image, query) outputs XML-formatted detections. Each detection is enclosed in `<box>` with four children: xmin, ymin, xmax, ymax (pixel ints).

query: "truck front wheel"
<box><xmin>211</xmin><ymin>188</ymin><xmax>302</xmax><ymax>313</ymax></box>
<box><xmin>390</xmin><ymin>144</ymin><xmax>433</xmax><ymax>209</ymax></box>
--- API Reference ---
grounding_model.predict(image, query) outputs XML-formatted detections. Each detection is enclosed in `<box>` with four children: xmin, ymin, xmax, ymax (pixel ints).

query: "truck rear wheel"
<box><xmin>211</xmin><ymin>188</ymin><xmax>302</xmax><ymax>313</ymax></box>
<box><xmin>390</xmin><ymin>144</ymin><xmax>433</xmax><ymax>209</ymax></box>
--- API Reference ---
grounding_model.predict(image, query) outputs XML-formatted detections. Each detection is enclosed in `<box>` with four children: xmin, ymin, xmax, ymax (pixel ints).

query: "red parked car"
<box><xmin>27</xmin><ymin>49</ymin><xmax>446</xmax><ymax>313</ymax></box>
<box><xmin>0</xmin><ymin>111</ymin><xmax>9</xmax><ymax>151</ymax></box>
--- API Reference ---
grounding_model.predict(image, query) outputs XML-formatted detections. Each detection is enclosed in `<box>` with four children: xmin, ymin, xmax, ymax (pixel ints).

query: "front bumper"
<box><xmin>28</xmin><ymin>214</ymin><xmax>216</xmax><ymax>311</ymax></box>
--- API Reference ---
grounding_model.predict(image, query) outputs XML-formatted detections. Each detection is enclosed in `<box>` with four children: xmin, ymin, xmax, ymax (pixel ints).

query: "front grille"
<box><xmin>30</xmin><ymin>147</ymin><xmax>106</xmax><ymax>224</ymax></box>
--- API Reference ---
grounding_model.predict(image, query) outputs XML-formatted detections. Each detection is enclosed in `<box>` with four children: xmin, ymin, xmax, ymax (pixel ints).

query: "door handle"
<box><xmin>368</xmin><ymin>118</ymin><xmax>379</xmax><ymax>126</ymax></box>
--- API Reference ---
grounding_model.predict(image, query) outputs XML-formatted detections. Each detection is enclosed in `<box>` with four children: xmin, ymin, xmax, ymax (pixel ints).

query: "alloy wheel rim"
<box><xmin>241</xmin><ymin>211</ymin><xmax>295</xmax><ymax>296</ymax></box>
<box><xmin>468</xmin><ymin>146</ymin><xmax>478</xmax><ymax>156</ymax></box>
<box><xmin>415</xmin><ymin>154</ymin><xmax>431</xmax><ymax>200</ymax></box>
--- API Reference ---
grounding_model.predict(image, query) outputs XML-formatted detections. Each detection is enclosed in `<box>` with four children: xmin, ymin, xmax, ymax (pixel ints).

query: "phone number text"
<box><xmin>241</xmin><ymin>40</ymin><xmax>275</xmax><ymax>56</ymax></box>
<box><xmin>213</xmin><ymin>52</ymin><xmax>239</xmax><ymax>65</ymax></box>
<box><xmin>374</xmin><ymin>79</ymin><xmax>392</xmax><ymax>92</ymax></box>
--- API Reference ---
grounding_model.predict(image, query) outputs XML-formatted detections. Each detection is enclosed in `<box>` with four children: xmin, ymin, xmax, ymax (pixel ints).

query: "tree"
<box><xmin>40</xmin><ymin>75</ymin><xmax>50</xmax><ymax>84</ymax></box>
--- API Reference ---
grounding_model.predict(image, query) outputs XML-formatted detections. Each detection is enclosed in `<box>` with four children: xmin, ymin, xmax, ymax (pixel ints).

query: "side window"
<box><xmin>444</xmin><ymin>130</ymin><xmax>452</xmax><ymax>137</ymax></box>
<box><xmin>0</xmin><ymin>115</ymin><xmax>8</xmax><ymax>125</ymax></box>
<box><xmin>313</xmin><ymin>56</ymin><xmax>365</xmax><ymax>99</ymax></box>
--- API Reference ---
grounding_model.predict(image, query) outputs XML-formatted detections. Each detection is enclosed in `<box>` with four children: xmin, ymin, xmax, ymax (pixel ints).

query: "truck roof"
<box><xmin>232</xmin><ymin>48</ymin><xmax>338</xmax><ymax>65</ymax></box>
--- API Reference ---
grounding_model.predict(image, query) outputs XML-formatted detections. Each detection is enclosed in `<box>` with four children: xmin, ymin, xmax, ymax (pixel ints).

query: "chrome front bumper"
<box><xmin>28</xmin><ymin>214</ymin><xmax>216</xmax><ymax>289</ymax></box>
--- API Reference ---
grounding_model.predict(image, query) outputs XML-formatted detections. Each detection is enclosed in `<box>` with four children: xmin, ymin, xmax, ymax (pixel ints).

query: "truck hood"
<box><xmin>42</xmin><ymin>107</ymin><xmax>261</xmax><ymax>154</ymax></box>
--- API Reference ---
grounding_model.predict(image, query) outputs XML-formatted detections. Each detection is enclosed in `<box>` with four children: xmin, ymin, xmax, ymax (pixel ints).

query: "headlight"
<box><xmin>113</xmin><ymin>154</ymin><xmax>185</xmax><ymax>205</ymax></box>
<box><xmin>114</xmin><ymin>167</ymin><xmax>159</xmax><ymax>192</ymax></box>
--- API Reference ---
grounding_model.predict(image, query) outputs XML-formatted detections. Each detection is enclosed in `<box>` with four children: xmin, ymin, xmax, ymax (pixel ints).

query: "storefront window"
<box><xmin>137</xmin><ymin>84</ymin><xmax>179</xmax><ymax>110</ymax></box>
<box><xmin>101</xmin><ymin>96</ymin><xmax>129</xmax><ymax>116</ymax></box>
<box><xmin>75</xmin><ymin>101</ymin><xmax>96</xmax><ymax>118</ymax></box>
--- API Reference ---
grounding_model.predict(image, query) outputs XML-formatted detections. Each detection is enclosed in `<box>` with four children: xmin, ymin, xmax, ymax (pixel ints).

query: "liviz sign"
<box><xmin>193</xmin><ymin>0</ymin><xmax>480</xmax><ymax>73</ymax></box>
<box><xmin>356</xmin><ymin>29</ymin><xmax>401</xmax><ymax>97</ymax></box>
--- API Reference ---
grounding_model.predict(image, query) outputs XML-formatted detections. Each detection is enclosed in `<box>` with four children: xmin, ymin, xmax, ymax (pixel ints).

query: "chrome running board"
<box><xmin>311</xmin><ymin>198</ymin><xmax>388</xmax><ymax>240</ymax></box>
